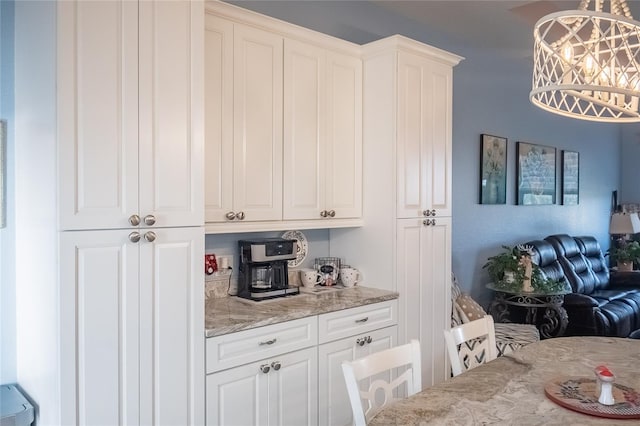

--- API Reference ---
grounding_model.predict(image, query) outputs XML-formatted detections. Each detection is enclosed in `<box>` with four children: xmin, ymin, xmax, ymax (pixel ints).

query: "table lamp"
<box><xmin>609</xmin><ymin>212</ymin><xmax>640</xmax><ymax>236</ymax></box>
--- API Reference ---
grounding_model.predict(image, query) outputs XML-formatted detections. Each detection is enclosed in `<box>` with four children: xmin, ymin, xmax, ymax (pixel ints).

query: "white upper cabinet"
<box><xmin>396</xmin><ymin>51</ymin><xmax>453</xmax><ymax>219</ymax></box>
<box><xmin>283</xmin><ymin>39</ymin><xmax>362</xmax><ymax>221</ymax></box>
<box><xmin>59</xmin><ymin>0</ymin><xmax>203</xmax><ymax>231</ymax></box>
<box><xmin>232</xmin><ymin>24</ymin><xmax>284</xmax><ymax>222</ymax></box>
<box><xmin>205</xmin><ymin>17</ymin><xmax>283</xmax><ymax>224</ymax></box>
<box><xmin>204</xmin><ymin>2</ymin><xmax>363</xmax><ymax>233</ymax></box>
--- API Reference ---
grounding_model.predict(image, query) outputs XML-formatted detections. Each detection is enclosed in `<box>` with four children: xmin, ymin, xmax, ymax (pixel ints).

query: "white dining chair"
<box><xmin>444</xmin><ymin>314</ymin><xmax>498</xmax><ymax>377</ymax></box>
<box><xmin>341</xmin><ymin>339</ymin><xmax>422</xmax><ymax>426</ymax></box>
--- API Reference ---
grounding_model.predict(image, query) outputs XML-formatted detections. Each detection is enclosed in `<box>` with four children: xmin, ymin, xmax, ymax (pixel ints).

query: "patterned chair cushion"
<box><xmin>451</xmin><ymin>273</ymin><xmax>540</xmax><ymax>356</ymax></box>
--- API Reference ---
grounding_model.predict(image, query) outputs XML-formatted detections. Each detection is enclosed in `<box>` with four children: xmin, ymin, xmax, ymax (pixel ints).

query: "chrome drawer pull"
<box><xmin>355</xmin><ymin>317</ymin><xmax>369</xmax><ymax>323</ymax></box>
<box><xmin>259</xmin><ymin>338</ymin><xmax>277</xmax><ymax>346</ymax></box>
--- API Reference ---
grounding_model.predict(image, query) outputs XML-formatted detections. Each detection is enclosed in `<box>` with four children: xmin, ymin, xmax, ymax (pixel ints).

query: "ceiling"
<box><xmin>373</xmin><ymin>1</ymin><xmax>640</xmax><ymax>56</ymax></box>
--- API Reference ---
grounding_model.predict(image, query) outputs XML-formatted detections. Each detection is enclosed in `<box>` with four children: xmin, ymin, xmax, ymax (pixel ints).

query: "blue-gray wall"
<box><xmin>228</xmin><ymin>1</ymin><xmax>622</xmax><ymax>306</ymax></box>
<box><xmin>0</xmin><ymin>0</ymin><xmax>16</xmax><ymax>384</ymax></box>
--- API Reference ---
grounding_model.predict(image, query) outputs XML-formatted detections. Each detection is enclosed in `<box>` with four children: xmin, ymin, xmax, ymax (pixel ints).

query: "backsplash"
<box><xmin>204</xmin><ymin>229</ymin><xmax>330</xmax><ymax>301</ymax></box>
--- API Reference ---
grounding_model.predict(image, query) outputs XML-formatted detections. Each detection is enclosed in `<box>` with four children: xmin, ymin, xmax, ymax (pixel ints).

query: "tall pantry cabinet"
<box><xmin>16</xmin><ymin>1</ymin><xmax>204</xmax><ymax>424</ymax></box>
<box><xmin>330</xmin><ymin>36</ymin><xmax>462</xmax><ymax>388</ymax></box>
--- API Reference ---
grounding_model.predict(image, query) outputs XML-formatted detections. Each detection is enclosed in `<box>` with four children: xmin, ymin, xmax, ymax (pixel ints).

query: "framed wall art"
<box><xmin>479</xmin><ymin>134</ymin><xmax>507</xmax><ymax>204</ymax></box>
<box><xmin>561</xmin><ymin>150</ymin><xmax>579</xmax><ymax>205</ymax></box>
<box><xmin>516</xmin><ymin>142</ymin><xmax>556</xmax><ymax>205</ymax></box>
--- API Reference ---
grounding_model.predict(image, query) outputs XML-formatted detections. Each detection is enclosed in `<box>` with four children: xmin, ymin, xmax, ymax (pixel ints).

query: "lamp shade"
<box><xmin>609</xmin><ymin>212</ymin><xmax>640</xmax><ymax>234</ymax></box>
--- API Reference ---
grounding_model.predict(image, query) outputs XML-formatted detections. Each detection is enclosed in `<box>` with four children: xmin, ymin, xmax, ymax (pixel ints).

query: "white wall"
<box><xmin>620</xmin><ymin>124</ymin><xmax>640</xmax><ymax>203</ymax></box>
<box><xmin>14</xmin><ymin>1</ymin><xmax>59</xmax><ymax>423</ymax></box>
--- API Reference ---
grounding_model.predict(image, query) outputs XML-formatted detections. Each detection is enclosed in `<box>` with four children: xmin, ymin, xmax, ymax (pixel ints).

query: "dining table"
<box><xmin>369</xmin><ymin>336</ymin><xmax>640</xmax><ymax>425</ymax></box>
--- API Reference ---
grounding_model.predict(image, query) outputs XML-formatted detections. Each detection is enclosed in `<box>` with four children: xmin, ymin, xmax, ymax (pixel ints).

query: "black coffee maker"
<box><xmin>238</xmin><ymin>238</ymin><xmax>299</xmax><ymax>301</ymax></box>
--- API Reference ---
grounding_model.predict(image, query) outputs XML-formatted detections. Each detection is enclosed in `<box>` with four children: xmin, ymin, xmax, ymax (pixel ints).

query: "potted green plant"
<box><xmin>483</xmin><ymin>246</ymin><xmax>522</xmax><ymax>284</ymax></box>
<box><xmin>609</xmin><ymin>240</ymin><xmax>640</xmax><ymax>271</ymax></box>
<box><xmin>483</xmin><ymin>245</ymin><xmax>568</xmax><ymax>293</ymax></box>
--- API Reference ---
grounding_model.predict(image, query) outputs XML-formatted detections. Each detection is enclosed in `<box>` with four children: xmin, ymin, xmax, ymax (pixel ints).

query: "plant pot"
<box><xmin>617</xmin><ymin>261</ymin><xmax>634</xmax><ymax>272</ymax></box>
<box><xmin>503</xmin><ymin>270</ymin><xmax>516</xmax><ymax>283</ymax></box>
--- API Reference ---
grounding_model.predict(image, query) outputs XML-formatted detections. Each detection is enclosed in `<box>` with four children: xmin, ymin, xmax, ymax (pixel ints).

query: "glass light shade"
<box><xmin>609</xmin><ymin>212</ymin><xmax>640</xmax><ymax>234</ymax></box>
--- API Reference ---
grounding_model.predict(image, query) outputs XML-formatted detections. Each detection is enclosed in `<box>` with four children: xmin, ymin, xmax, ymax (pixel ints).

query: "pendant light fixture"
<box><xmin>531</xmin><ymin>0</ymin><xmax>640</xmax><ymax>122</ymax></box>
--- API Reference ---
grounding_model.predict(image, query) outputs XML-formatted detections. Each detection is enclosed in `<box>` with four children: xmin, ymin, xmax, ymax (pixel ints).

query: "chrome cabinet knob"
<box><xmin>225</xmin><ymin>211</ymin><xmax>236</xmax><ymax>220</ymax></box>
<box><xmin>431</xmin><ymin>219</ymin><xmax>436</xmax><ymax>226</ymax></box>
<box><xmin>129</xmin><ymin>232</ymin><xmax>141</xmax><ymax>243</ymax></box>
<box><xmin>366</xmin><ymin>336</ymin><xmax>372</xmax><ymax>344</ymax></box>
<box><xmin>271</xmin><ymin>361</ymin><xmax>281</xmax><ymax>371</ymax></box>
<box><xmin>320</xmin><ymin>210</ymin><xmax>328</xmax><ymax>218</ymax></box>
<box><xmin>144</xmin><ymin>231</ymin><xmax>156</xmax><ymax>242</ymax></box>
<box><xmin>328</xmin><ymin>210</ymin><xmax>336</xmax><ymax>218</ymax></box>
<box><xmin>129</xmin><ymin>214</ymin><xmax>141</xmax><ymax>226</ymax></box>
<box><xmin>423</xmin><ymin>210</ymin><xmax>430</xmax><ymax>217</ymax></box>
<box><xmin>143</xmin><ymin>215</ymin><xmax>156</xmax><ymax>226</ymax></box>
<box><xmin>236</xmin><ymin>211</ymin><xmax>245</xmax><ymax>220</ymax></box>
<box><xmin>431</xmin><ymin>209</ymin><xmax>436</xmax><ymax>216</ymax></box>
<box><xmin>260</xmin><ymin>364</ymin><xmax>270</xmax><ymax>374</ymax></box>
<box><xmin>423</xmin><ymin>220</ymin><xmax>428</xmax><ymax>226</ymax></box>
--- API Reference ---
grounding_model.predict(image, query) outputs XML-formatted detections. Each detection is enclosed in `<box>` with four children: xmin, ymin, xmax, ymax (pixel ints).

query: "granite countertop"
<box><xmin>370</xmin><ymin>336</ymin><xmax>640</xmax><ymax>425</ymax></box>
<box><xmin>205</xmin><ymin>286</ymin><xmax>398</xmax><ymax>338</ymax></box>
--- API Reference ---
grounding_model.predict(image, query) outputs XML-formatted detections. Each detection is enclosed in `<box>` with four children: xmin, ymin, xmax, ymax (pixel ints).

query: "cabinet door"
<box><xmin>60</xmin><ymin>230</ymin><xmax>140</xmax><ymax>426</ymax></box>
<box><xmin>206</xmin><ymin>360</ymin><xmax>268</xmax><ymax>426</ymax></box>
<box><xmin>139</xmin><ymin>226</ymin><xmax>205</xmax><ymax>426</ymax></box>
<box><xmin>233</xmin><ymin>23</ymin><xmax>283</xmax><ymax>221</ymax></box>
<box><xmin>396</xmin><ymin>218</ymin><xmax>451</xmax><ymax>387</ymax></box>
<box><xmin>58</xmin><ymin>0</ymin><xmax>139</xmax><ymax>231</ymax></box>
<box><xmin>139</xmin><ymin>0</ymin><xmax>204</xmax><ymax>228</ymax></box>
<box><xmin>396</xmin><ymin>52</ymin><xmax>452</xmax><ymax>218</ymax></box>
<box><xmin>283</xmin><ymin>39</ymin><xmax>325</xmax><ymax>220</ymax></box>
<box><xmin>318</xmin><ymin>326</ymin><xmax>397</xmax><ymax>426</ymax></box>
<box><xmin>204</xmin><ymin>14</ymin><xmax>234</xmax><ymax>223</ymax></box>
<box><xmin>325</xmin><ymin>50</ymin><xmax>362</xmax><ymax>219</ymax></box>
<box><xmin>269</xmin><ymin>347</ymin><xmax>318</xmax><ymax>426</ymax></box>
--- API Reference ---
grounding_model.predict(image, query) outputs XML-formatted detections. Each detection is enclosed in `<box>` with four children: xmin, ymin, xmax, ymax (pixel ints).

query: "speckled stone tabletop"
<box><xmin>370</xmin><ymin>336</ymin><xmax>640</xmax><ymax>425</ymax></box>
<box><xmin>205</xmin><ymin>286</ymin><xmax>398</xmax><ymax>337</ymax></box>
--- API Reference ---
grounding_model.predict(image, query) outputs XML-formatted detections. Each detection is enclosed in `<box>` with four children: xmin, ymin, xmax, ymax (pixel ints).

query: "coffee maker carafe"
<box><xmin>238</xmin><ymin>238</ymin><xmax>299</xmax><ymax>301</ymax></box>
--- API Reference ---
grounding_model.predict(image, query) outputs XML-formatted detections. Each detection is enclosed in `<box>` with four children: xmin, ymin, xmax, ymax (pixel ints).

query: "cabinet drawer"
<box><xmin>206</xmin><ymin>316</ymin><xmax>317</xmax><ymax>373</ymax></box>
<box><xmin>318</xmin><ymin>300</ymin><xmax>397</xmax><ymax>344</ymax></box>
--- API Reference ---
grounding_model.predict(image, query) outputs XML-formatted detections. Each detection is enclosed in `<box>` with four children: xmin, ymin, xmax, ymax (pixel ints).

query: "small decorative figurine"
<box><xmin>594</xmin><ymin>365</ymin><xmax>615</xmax><ymax>405</ymax></box>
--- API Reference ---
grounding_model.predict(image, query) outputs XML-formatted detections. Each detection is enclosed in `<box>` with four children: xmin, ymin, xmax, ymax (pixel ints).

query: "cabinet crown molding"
<box><xmin>205</xmin><ymin>0</ymin><xmax>361</xmax><ymax>56</ymax></box>
<box><xmin>362</xmin><ymin>35</ymin><xmax>464</xmax><ymax>66</ymax></box>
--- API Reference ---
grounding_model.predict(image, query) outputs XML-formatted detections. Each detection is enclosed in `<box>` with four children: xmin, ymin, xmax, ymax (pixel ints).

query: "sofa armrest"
<box><xmin>610</xmin><ymin>271</ymin><xmax>640</xmax><ymax>288</ymax></box>
<box><xmin>563</xmin><ymin>293</ymin><xmax>599</xmax><ymax>307</ymax></box>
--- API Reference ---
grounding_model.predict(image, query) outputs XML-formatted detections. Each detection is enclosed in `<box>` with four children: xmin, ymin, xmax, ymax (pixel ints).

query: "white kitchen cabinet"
<box><xmin>60</xmin><ymin>227</ymin><xmax>204</xmax><ymax>426</ymax></box>
<box><xmin>396</xmin><ymin>217</ymin><xmax>451</xmax><ymax>387</ymax></box>
<box><xmin>204</xmin><ymin>16</ymin><xmax>283</xmax><ymax>224</ymax></box>
<box><xmin>330</xmin><ymin>36</ymin><xmax>461</xmax><ymax>388</ymax></box>
<box><xmin>283</xmin><ymin>39</ymin><xmax>362</xmax><ymax>222</ymax></box>
<box><xmin>318</xmin><ymin>326</ymin><xmax>397</xmax><ymax>426</ymax></box>
<box><xmin>58</xmin><ymin>0</ymin><xmax>203</xmax><ymax>231</ymax></box>
<box><xmin>206</xmin><ymin>346</ymin><xmax>318</xmax><ymax>426</ymax></box>
<box><xmin>204</xmin><ymin>2</ymin><xmax>363</xmax><ymax>233</ymax></box>
<box><xmin>396</xmin><ymin>51</ymin><xmax>453</xmax><ymax>218</ymax></box>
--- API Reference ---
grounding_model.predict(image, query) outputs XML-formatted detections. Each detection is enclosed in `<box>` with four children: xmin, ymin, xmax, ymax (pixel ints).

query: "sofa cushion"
<box><xmin>574</xmin><ymin>236</ymin><xmax>609</xmax><ymax>290</ymax></box>
<box><xmin>545</xmin><ymin>234</ymin><xmax>598</xmax><ymax>294</ymax></box>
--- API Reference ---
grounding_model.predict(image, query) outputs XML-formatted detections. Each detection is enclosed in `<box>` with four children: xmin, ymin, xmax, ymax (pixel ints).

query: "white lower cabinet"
<box><xmin>205</xmin><ymin>300</ymin><xmax>398</xmax><ymax>426</ymax></box>
<box><xmin>206</xmin><ymin>346</ymin><xmax>318</xmax><ymax>426</ymax></box>
<box><xmin>318</xmin><ymin>325</ymin><xmax>397</xmax><ymax>426</ymax></box>
<box><xmin>60</xmin><ymin>227</ymin><xmax>204</xmax><ymax>425</ymax></box>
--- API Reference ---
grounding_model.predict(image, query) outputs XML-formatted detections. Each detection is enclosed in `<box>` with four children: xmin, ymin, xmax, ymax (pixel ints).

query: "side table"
<box><xmin>486</xmin><ymin>283</ymin><xmax>569</xmax><ymax>339</ymax></box>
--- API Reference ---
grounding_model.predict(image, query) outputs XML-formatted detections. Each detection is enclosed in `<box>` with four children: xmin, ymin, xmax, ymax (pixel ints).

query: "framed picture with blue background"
<box><xmin>479</xmin><ymin>134</ymin><xmax>507</xmax><ymax>204</ymax></box>
<box><xmin>561</xmin><ymin>150</ymin><xmax>579</xmax><ymax>205</ymax></box>
<box><xmin>517</xmin><ymin>142</ymin><xmax>556</xmax><ymax>205</ymax></box>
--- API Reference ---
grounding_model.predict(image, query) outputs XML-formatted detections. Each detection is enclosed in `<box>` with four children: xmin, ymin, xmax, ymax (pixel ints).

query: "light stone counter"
<box><xmin>370</xmin><ymin>336</ymin><xmax>640</xmax><ymax>425</ymax></box>
<box><xmin>205</xmin><ymin>286</ymin><xmax>398</xmax><ymax>337</ymax></box>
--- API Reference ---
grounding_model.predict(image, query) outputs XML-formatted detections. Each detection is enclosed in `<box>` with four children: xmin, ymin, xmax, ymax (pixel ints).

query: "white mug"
<box><xmin>340</xmin><ymin>267</ymin><xmax>361</xmax><ymax>287</ymax></box>
<box><xmin>300</xmin><ymin>268</ymin><xmax>321</xmax><ymax>288</ymax></box>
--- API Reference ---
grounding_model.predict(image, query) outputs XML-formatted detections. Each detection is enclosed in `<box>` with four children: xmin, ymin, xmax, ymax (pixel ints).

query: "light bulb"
<box><xmin>562</xmin><ymin>43</ymin><xmax>574</xmax><ymax>62</ymax></box>
<box><xmin>584</xmin><ymin>55</ymin><xmax>595</xmax><ymax>76</ymax></box>
<box><xmin>619</xmin><ymin>72</ymin><xmax>629</xmax><ymax>89</ymax></box>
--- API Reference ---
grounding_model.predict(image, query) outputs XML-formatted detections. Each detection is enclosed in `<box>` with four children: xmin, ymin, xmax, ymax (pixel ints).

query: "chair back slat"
<box><xmin>341</xmin><ymin>339</ymin><xmax>422</xmax><ymax>426</ymax></box>
<box><xmin>444</xmin><ymin>315</ymin><xmax>498</xmax><ymax>376</ymax></box>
